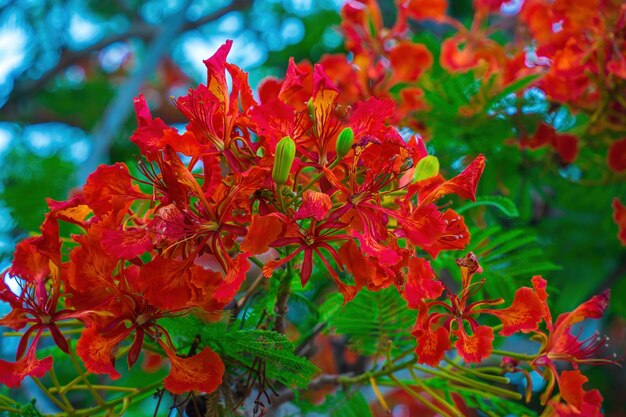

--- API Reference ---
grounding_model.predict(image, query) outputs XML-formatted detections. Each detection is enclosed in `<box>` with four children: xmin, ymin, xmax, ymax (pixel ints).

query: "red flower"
<box><xmin>412</xmin><ymin>253</ymin><xmax>543</xmax><ymax>365</ymax></box>
<box><xmin>608</xmin><ymin>138</ymin><xmax>626</xmax><ymax>173</ymax></box>
<box><xmin>530</xmin><ymin>276</ymin><xmax>616</xmax><ymax>406</ymax></box>
<box><xmin>612</xmin><ymin>198</ymin><xmax>626</xmax><ymax>245</ymax></box>
<box><xmin>548</xmin><ymin>370</ymin><xmax>604</xmax><ymax>417</ymax></box>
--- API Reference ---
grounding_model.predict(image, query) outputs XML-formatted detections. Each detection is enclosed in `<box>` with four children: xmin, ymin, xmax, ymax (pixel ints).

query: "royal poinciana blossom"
<box><xmin>321</xmin><ymin>0</ymin><xmax>626</xmax><ymax>246</ymax></box>
<box><xmin>0</xmin><ymin>38</ymin><xmax>619</xmax><ymax>416</ymax></box>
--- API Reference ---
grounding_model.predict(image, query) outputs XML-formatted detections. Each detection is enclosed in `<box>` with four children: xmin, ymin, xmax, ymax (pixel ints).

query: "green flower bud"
<box><xmin>307</xmin><ymin>98</ymin><xmax>315</xmax><ymax>121</ymax></box>
<box><xmin>335</xmin><ymin>127</ymin><xmax>355</xmax><ymax>159</ymax></box>
<box><xmin>272</xmin><ymin>136</ymin><xmax>296</xmax><ymax>185</ymax></box>
<box><xmin>413</xmin><ymin>155</ymin><xmax>440</xmax><ymax>182</ymax></box>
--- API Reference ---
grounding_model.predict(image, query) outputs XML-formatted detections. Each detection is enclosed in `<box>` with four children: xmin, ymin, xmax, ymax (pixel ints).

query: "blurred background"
<box><xmin>0</xmin><ymin>0</ymin><xmax>624</xmax><ymax>415</ymax></box>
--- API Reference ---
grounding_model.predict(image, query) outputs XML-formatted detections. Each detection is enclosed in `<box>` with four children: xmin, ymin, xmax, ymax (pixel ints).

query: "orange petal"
<box><xmin>240</xmin><ymin>214</ymin><xmax>285</xmax><ymax>254</ymax></box>
<box><xmin>294</xmin><ymin>191</ymin><xmax>333</xmax><ymax>221</ymax></box>
<box><xmin>559</xmin><ymin>370</ymin><xmax>588</xmax><ymax>411</ymax></box>
<box><xmin>416</xmin><ymin>326</ymin><xmax>451</xmax><ymax>366</ymax></box>
<box><xmin>0</xmin><ymin>345</ymin><xmax>52</xmax><ymax>388</ymax></box>
<box><xmin>454</xmin><ymin>325</ymin><xmax>493</xmax><ymax>363</ymax></box>
<box><xmin>492</xmin><ymin>287</ymin><xmax>544</xmax><ymax>336</ymax></box>
<box><xmin>76</xmin><ymin>327</ymin><xmax>127</xmax><ymax>380</ymax></box>
<box><xmin>164</xmin><ymin>347</ymin><xmax>225</xmax><ymax>394</ymax></box>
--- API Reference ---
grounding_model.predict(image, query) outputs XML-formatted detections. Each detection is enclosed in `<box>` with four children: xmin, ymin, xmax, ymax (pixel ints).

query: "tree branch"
<box><xmin>3</xmin><ymin>0</ymin><xmax>252</xmax><ymax>119</ymax></box>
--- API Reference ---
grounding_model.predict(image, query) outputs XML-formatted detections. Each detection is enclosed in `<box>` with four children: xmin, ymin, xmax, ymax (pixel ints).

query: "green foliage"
<box><xmin>160</xmin><ymin>315</ymin><xmax>318</xmax><ymax>388</ymax></box>
<box><xmin>458</xmin><ymin>390</ymin><xmax>538</xmax><ymax>417</ymax></box>
<box><xmin>322</xmin><ymin>287</ymin><xmax>417</xmax><ymax>356</ymax></box>
<box><xmin>0</xmin><ymin>148</ymin><xmax>74</xmax><ymax>234</ymax></box>
<box><xmin>435</xmin><ymin>226</ymin><xmax>560</xmax><ymax>300</ymax></box>
<box><xmin>458</xmin><ymin>195</ymin><xmax>520</xmax><ymax>219</ymax></box>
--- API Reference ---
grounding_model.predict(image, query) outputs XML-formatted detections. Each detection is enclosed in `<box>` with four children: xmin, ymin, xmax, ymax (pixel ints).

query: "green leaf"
<box><xmin>457</xmin><ymin>195</ymin><xmax>520</xmax><ymax>218</ymax></box>
<box><xmin>487</xmin><ymin>73</ymin><xmax>541</xmax><ymax>109</ymax></box>
<box><xmin>160</xmin><ymin>315</ymin><xmax>318</xmax><ymax>388</ymax></box>
<box><xmin>323</xmin><ymin>288</ymin><xmax>417</xmax><ymax>355</ymax></box>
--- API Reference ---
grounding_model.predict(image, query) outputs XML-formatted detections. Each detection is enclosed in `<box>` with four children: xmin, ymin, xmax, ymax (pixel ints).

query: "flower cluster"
<box><xmin>315</xmin><ymin>0</ymin><xmax>626</xmax><ymax>245</ymax></box>
<box><xmin>0</xmin><ymin>40</ymin><xmax>485</xmax><ymax>392</ymax></box>
<box><xmin>0</xmin><ymin>33</ymin><xmax>619</xmax><ymax>416</ymax></box>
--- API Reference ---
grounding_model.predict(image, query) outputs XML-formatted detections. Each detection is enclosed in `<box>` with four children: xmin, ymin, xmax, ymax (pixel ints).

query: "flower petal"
<box><xmin>454</xmin><ymin>325</ymin><xmax>494</xmax><ymax>363</ymax></box>
<box><xmin>164</xmin><ymin>347</ymin><xmax>225</xmax><ymax>394</ymax></box>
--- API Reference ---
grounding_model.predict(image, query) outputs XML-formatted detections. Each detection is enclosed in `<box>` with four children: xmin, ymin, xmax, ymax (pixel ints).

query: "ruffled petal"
<box><xmin>454</xmin><ymin>325</ymin><xmax>494</xmax><ymax>363</ymax></box>
<box><xmin>164</xmin><ymin>347</ymin><xmax>225</xmax><ymax>394</ymax></box>
<box><xmin>0</xmin><ymin>345</ymin><xmax>52</xmax><ymax>388</ymax></box>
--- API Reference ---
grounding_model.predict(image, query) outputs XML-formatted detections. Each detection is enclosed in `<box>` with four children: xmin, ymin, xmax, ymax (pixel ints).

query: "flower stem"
<box><xmin>389</xmin><ymin>374</ymin><xmax>456</xmax><ymax>417</ymax></box>
<box><xmin>491</xmin><ymin>349</ymin><xmax>537</xmax><ymax>361</ymax></box>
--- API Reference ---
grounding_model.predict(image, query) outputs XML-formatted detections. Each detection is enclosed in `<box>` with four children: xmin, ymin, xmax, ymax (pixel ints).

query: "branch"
<box><xmin>3</xmin><ymin>0</ymin><xmax>252</xmax><ymax>118</ymax></box>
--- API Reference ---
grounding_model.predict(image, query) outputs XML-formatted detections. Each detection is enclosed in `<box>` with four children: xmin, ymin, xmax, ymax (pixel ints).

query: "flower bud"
<box><xmin>413</xmin><ymin>155</ymin><xmax>439</xmax><ymax>182</ymax></box>
<box><xmin>307</xmin><ymin>98</ymin><xmax>315</xmax><ymax>121</ymax></box>
<box><xmin>272</xmin><ymin>136</ymin><xmax>296</xmax><ymax>185</ymax></box>
<box><xmin>335</xmin><ymin>127</ymin><xmax>354</xmax><ymax>159</ymax></box>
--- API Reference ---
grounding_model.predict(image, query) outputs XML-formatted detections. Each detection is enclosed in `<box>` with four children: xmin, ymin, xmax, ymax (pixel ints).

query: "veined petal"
<box><xmin>415</xmin><ymin>325</ymin><xmax>451</xmax><ymax>367</ymax></box>
<box><xmin>420</xmin><ymin>154</ymin><xmax>486</xmax><ymax>206</ymax></box>
<box><xmin>354</xmin><ymin>231</ymin><xmax>402</xmax><ymax>267</ymax></box>
<box><xmin>76</xmin><ymin>327</ymin><xmax>128</xmax><ymax>380</ymax></box>
<box><xmin>83</xmin><ymin>163</ymin><xmax>148</xmax><ymax>216</ymax></box>
<box><xmin>241</xmin><ymin>214</ymin><xmax>285</xmax><ymax>254</ymax></box>
<box><xmin>294</xmin><ymin>191</ymin><xmax>333</xmax><ymax>221</ymax></box>
<box><xmin>164</xmin><ymin>347</ymin><xmax>225</xmax><ymax>394</ymax></box>
<box><xmin>559</xmin><ymin>370</ymin><xmax>588</xmax><ymax>411</ymax></box>
<box><xmin>101</xmin><ymin>227</ymin><xmax>153</xmax><ymax>259</ymax></box>
<box><xmin>488</xmin><ymin>286</ymin><xmax>544</xmax><ymax>336</ymax></box>
<box><xmin>404</xmin><ymin>258</ymin><xmax>443</xmax><ymax>308</ymax></box>
<box><xmin>0</xmin><ymin>345</ymin><xmax>52</xmax><ymax>388</ymax></box>
<box><xmin>454</xmin><ymin>325</ymin><xmax>494</xmax><ymax>363</ymax></box>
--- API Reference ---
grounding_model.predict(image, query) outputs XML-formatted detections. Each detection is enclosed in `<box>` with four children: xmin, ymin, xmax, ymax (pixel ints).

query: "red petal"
<box><xmin>67</xmin><ymin>235</ymin><xmax>117</xmax><ymax>293</ymax></box>
<box><xmin>422</xmin><ymin>209</ymin><xmax>470</xmax><ymax>258</ymax></box>
<box><xmin>240</xmin><ymin>214</ymin><xmax>285</xmax><ymax>254</ymax></box>
<box><xmin>136</xmin><ymin>256</ymin><xmax>197</xmax><ymax>310</ymax></box>
<box><xmin>490</xmin><ymin>287</ymin><xmax>544</xmax><ymax>336</ymax></box>
<box><xmin>354</xmin><ymin>231</ymin><xmax>402</xmax><ymax>266</ymax></box>
<box><xmin>131</xmin><ymin>94</ymin><xmax>176</xmax><ymax>160</ymax></box>
<box><xmin>83</xmin><ymin>163</ymin><xmax>147</xmax><ymax>216</ymax></box>
<box><xmin>294</xmin><ymin>191</ymin><xmax>333</xmax><ymax>221</ymax></box>
<box><xmin>551</xmin><ymin>133</ymin><xmax>579</xmax><ymax>164</ymax></box>
<box><xmin>404</xmin><ymin>258</ymin><xmax>443</xmax><ymax>308</ymax></box>
<box><xmin>389</xmin><ymin>41</ymin><xmax>433</xmax><ymax>83</ymax></box>
<box><xmin>613</xmin><ymin>198</ymin><xmax>626</xmax><ymax>245</ymax></box>
<box><xmin>531</xmin><ymin>275</ymin><xmax>553</xmax><ymax>329</ymax></box>
<box><xmin>608</xmin><ymin>138</ymin><xmax>626</xmax><ymax>173</ymax></box>
<box><xmin>454</xmin><ymin>325</ymin><xmax>494</xmax><ymax>363</ymax></box>
<box><xmin>279</xmin><ymin>57</ymin><xmax>307</xmax><ymax>104</ymax></box>
<box><xmin>203</xmin><ymin>40</ymin><xmax>233</xmax><ymax>103</ymax></box>
<box><xmin>338</xmin><ymin>240</ymin><xmax>389</xmax><ymax>290</ymax></box>
<box><xmin>553</xmin><ymin>290</ymin><xmax>610</xmax><ymax>333</ymax></box>
<box><xmin>213</xmin><ymin>254</ymin><xmax>250</xmax><ymax>305</ymax></box>
<box><xmin>404</xmin><ymin>0</ymin><xmax>448</xmax><ymax>20</ymax></box>
<box><xmin>559</xmin><ymin>370</ymin><xmax>588</xmax><ymax>411</ymax></box>
<box><xmin>10</xmin><ymin>237</ymin><xmax>49</xmax><ymax>283</ymax></box>
<box><xmin>0</xmin><ymin>345</ymin><xmax>52</xmax><ymax>388</ymax></box>
<box><xmin>421</xmin><ymin>154</ymin><xmax>486</xmax><ymax>205</ymax></box>
<box><xmin>520</xmin><ymin>123</ymin><xmax>555</xmax><ymax>150</ymax></box>
<box><xmin>415</xmin><ymin>325</ymin><xmax>451</xmax><ymax>367</ymax></box>
<box><xmin>101</xmin><ymin>227</ymin><xmax>153</xmax><ymax>259</ymax></box>
<box><xmin>397</xmin><ymin>203</ymin><xmax>447</xmax><ymax>247</ymax></box>
<box><xmin>164</xmin><ymin>347</ymin><xmax>225</xmax><ymax>394</ymax></box>
<box><xmin>76</xmin><ymin>327</ymin><xmax>126</xmax><ymax>380</ymax></box>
